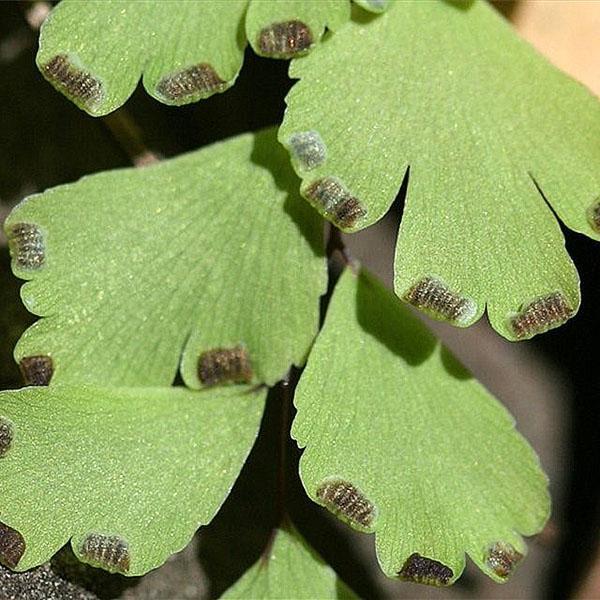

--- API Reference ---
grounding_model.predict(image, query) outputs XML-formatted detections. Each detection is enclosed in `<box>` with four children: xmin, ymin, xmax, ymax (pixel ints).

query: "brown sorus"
<box><xmin>0</xmin><ymin>522</ymin><xmax>26</xmax><ymax>569</ymax></box>
<box><xmin>305</xmin><ymin>177</ymin><xmax>366</xmax><ymax>230</ymax></box>
<box><xmin>7</xmin><ymin>223</ymin><xmax>45</xmax><ymax>270</ymax></box>
<box><xmin>586</xmin><ymin>198</ymin><xmax>600</xmax><ymax>233</ymax></box>
<box><xmin>156</xmin><ymin>64</ymin><xmax>226</xmax><ymax>101</ymax></box>
<box><xmin>258</xmin><ymin>20</ymin><xmax>313</xmax><ymax>58</ymax></box>
<box><xmin>403</xmin><ymin>276</ymin><xmax>476</xmax><ymax>324</ymax></box>
<box><xmin>485</xmin><ymin>541</ymin><xmax>523</xmax><ymax>579</ymax></box>
<box><xmin>316</xmin><ymin>479</ymin><xmax>376</xmax><ymax>529</ymax></box>
<box><xmin>510</xmin><ymin>292</ymin><xmax>573</xmax><ymax>339</ymax></box>
<box><xmin>19</xmin><ymin>355</ymin><xmax>54</xmax><ymax>386</ymax></box>
<box><xmin>43</xmin><ymin>54</ymin><xmax>103</xmax><ymax>109</ymax></box>
<box><xmin>198</xmin><ymin>345</ymin><xmax>253</xmax><ymax>386</ymax></box>
<box><xmin>0</xmin><ymin>418</ymin><xmax>14</xmax><ymax>458</ymax></box>
<box><xmin>397</xmin><ymin>553</ymin><xmax>453</xmax><ymax>586</ymax></box>
<box><xmin>80</xmin><ymin>534</ymin><xmax>130</xmax><ymax>574</ymax></box>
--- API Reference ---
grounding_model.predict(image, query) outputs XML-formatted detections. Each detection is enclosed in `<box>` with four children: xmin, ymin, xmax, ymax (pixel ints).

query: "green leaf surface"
<box><xmin>0</xmin><ymin>384</ymin><xmax>266</xmax><ymax>574</ymax></box>
<box><xmin>245</xmin><ymin>0</ymin><xmax>349</xmax><ymax>59</ymax></box>
<box><xmin>222</xmin><ymin>528</ymin><xmax>355</xmax><ymax>599</ymax></box>
<box><xmin>37</xmin><ymin>0</ymin><xmax>248</xmax><ymax>114</ymax></box>
<box><xmin>292</xmin><ymin>268</ymin><xmax>549</xmax><ymax>585</ymax></box>
<box><xmin>279</xmin><ymin>0</ymin><xmax>600</xmax><ymax>340</ymax></box>
<box><xmin>5</xmin><ymin>129</ymin><xmax>325</xmax><ymax>388</ymax></box>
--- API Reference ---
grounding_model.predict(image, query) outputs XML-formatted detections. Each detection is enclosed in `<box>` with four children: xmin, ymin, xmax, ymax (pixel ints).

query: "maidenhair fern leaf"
<box><xmin>222</xmin><ymin>528</ymin><xmax>356</xmax><ymax>599</ymax></box>
<box><xmin>292</xmin><ymin>268</ymin><xmax>549</xmax><ymax>585</ymax></box>
<box><xmin>5</xmin><ymin>129</ymin><xmax>325</xmax><ymax>388</ymax></box>
<box><xmin>279</xmin><ymin>0</ymin><xmax>600</xmax><ymax>340</ymax></box>
<box><xmin>37</xmin><ymin>0</ymin><xmax>248</xmax><ymax>114</ymax></box>
<box><xmin>36</xmin><ymin>0</ymin><xmax>374</xmax><ymax>115</ymax></box>
<box><xmin>245</xmin><ymin>0</ymin><xmax>349</xmax><ymax>59</ymax></box>
<box><xmin>0</xmin><ymin>385</ymin><xmax>265</xmax><ymax>575</ymax></box>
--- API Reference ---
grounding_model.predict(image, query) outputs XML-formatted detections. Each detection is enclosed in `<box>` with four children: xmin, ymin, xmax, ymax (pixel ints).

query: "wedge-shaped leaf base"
<box><xmin>279</xmin><ymin>0</ymin><xmax>600</xmax><ymax>339</ymax></box>
<box><xmin>5</xmin><ymin>129</ymin><xmax>325</xmax><ymax>388</ymax></box>
<box><xmin>0</xmin><ymin>385</ymin><xmax>266</xmax><ymax>575</ymax></box>
<box><xmin>223</xmin><ymin>527</ymin><xmax>356</xmax><ymax>599</ymax></box>
<box><xmin>292</xmin><ymin>268</ymin><xmax>549</xmax><ymax>584</ymax></box>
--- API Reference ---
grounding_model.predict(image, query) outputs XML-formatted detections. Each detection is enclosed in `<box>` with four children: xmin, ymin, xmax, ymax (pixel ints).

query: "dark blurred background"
<box><xmin>1</xmin><ymin>2</ymin><xmax>599</xmax><ymax>598</ymax></box>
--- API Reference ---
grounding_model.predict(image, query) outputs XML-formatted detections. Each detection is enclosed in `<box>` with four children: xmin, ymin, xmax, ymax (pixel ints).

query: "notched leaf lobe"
<box><xmin>7</xmin><ymin>223</ymin><xmax>45</xmax><ymax>271</ymax></box>
<box><xmin>403</xmin><ymin>276</ymin><xmax>476</xmax><ymax>325</ymax></box>
<box><xmin>42</xmin><ymin>55</ymin><xmax>103</xmax><ymax>111</ymax></box>
<box><xmin>0</xmin><ymin>522</ymin><xmax>26</xmax><ymax>569</ymax></box>
<box><xmin>509</xmin><ymin>291</ymin><xmax>573</xmax><ymax>339</ymax></box>
<box><xmin>19</xmin><ymin>355</ymin><xmax>54</xmax><ymax>386</ymax></box>
<box><xmin>198</xmin><ymin>345</ymin><xmax>253</xmax><ymax>386</ymax></box>
<box><xmin>258</xmin><ymin>21</ymin><xmax>313</xmax><ymax>58</ymax></box>
<box><xmin>80</xmin><ymin>534</ymin><xmax>130</xmax><ymax>574</ymax></box>
<box><xmin>316</xmin><ymin>478</ymin><xmax>376</xmax><ymax>529</ymax></box>
<box><xmin>397</xmin><ymin>553</ymin><xmax>453</xmax><ymax>586</ymax></box>
<box><xmin>156</xmin><ymin>64</ymin><xmax>227</xmax><ymax>102</ymax></box>
<box><xmin>304</xmin><ymin>177</ymin><xmax>366</xmax><ymax>230</ymax></box>
<box><xmin>485</xmin><ymin>541</ymin><xmax>523</xmax><ymax>580</ymax></box>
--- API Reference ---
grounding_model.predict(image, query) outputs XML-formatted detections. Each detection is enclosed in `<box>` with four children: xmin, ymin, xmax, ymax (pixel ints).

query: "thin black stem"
<box><xmin>275</xmin><ymin>374</ymin><xmax>292</xmax><ymax>527</ymax></box>
<box><xmin>265</xmin><ymin>224</ymin><xmax>352</xmax><ymax>544</ymax></box>
<box><xmin>102</xmin><ymin>111</ymin><xmax>159</xmax><ymax>167</ymax></box>
<box><xmin>260</xmin><ymin>225</ymin><xmax>351</xmax><ymax>561</ymax></box>
<box><xmin>260</xmin><ymin>370</ymin><xmax>296</xmax><ymax>563</ymax></box>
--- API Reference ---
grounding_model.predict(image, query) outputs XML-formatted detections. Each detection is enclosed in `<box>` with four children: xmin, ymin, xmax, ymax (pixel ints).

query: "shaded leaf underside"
<box><xmin>292</xmin><ymin>268</ymin><xmax>549</xmax><ymax>584</ymax></box>
<box><xmin>280</xmin><ymin>0</ymin><xmax>600</xmax><ymax>340</ymax></box>
<box><xmin>222</xmin><ymin>528</ymin><xmax>355</xmax><ymax>599</ymax></box>
<box><xmin>5</xmin><ymin>128</ymin><xmax>325</xmax><ymax>388</ymax></box>
<box><xmin>0</xmin><ymin>385</ymin><xmax>266</xmax><ymax>575</ymax></box>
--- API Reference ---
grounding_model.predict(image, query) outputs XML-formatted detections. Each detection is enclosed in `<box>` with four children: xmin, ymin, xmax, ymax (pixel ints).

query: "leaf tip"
<box><xmin>6</xmin><ymin>222</ymin><xmax>46</xmax><ymax>272</ymax></box>
<box><xmin>397</xmin><ymin>553</ymin><xmax>454</xmax><ymax>587</ymax></box>
<box><xmin>257</xmin><ymin>21</ymin><xmax>314</xmax><ymax>58</ymax></box>
<box><xmin>484</xmin><ymin>541</ymin><xmax>523</xmax><ymax>581</ymax></box>
<box><xmin>19</xmin><ymin>355</ymin><xmax>54</xmax><ymax>387</ymax></box>
<box><xmin>0</xmin><ymin>522</ymin><xmax>26</xmax><ymax>569</ymax></box>
<box><xmin>79</xmin><ymin>533</ymin><xmax>130</xmax><ymax>574</ymax></box>
<box><xmin>40</xmin><ymin>54</ymin><xmax>105</xmax><ymax>114</ymax></box>
<box><xmin>303</xmin><ymin>177</ymin><xmax>367</xmax><ymax>231</ymax></box>
<box><xmin>315</xmin><ymin>478</ymin><xmax>377</xmax><ymax>530</ymax></box>
<box><xmin>198</xmin><ymin>345</ymin><xmax>253</xmax><ymax>387</ymax></box>
<box><xmin>402</xmin><ymin>276</ymin><xmax>477</xmax><ymax>326</ymax></box>
<box><xmin>509</xmin><ymin>291</ymin><xmax>574</xmax><ymax>340</ymax></box>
